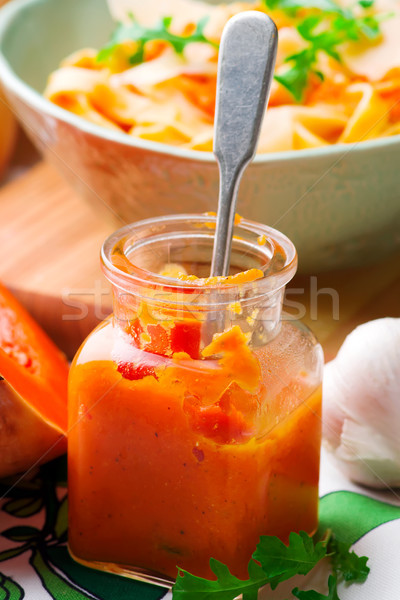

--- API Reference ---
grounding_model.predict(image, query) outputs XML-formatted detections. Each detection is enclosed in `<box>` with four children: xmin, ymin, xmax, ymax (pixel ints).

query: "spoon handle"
<box><xmin>210</xmin><ymin>11</ymin><xmax>278</xmax><ymax>277</ymax></box>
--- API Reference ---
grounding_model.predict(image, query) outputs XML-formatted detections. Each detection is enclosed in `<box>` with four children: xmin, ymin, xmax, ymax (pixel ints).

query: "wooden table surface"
<box><xmin>1</xmin><ymin>131</ymin><xmax>399</xmax><ymax>360</ymax></box>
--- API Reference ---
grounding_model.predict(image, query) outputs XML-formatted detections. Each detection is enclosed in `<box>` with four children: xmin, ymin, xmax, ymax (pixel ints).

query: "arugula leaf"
<box><xmin>172</xmin><ymin>531</ymin><xmax>328</xmax><ymax>599</ymax></box>
<box><xmin>173</xmin><ymin>557</ymin><xmax>268</xmax><ymax>600</ymax></box>
<box><xmin>328</xmin><ymin>538</ymin><xmax>370</xmax><ymax>583</ymax></box>
<box><xmin>253</xmin><ymin>531</ymin><xmax>327</xmax><ymax>589</ymax></box>
<box><xmin>97</xmin><ymin>14</ymin><xmax>217</xmax><ymax>65</ymax></box>
<box><xmin>171</xmin><ymin>531</ymin><xmax>370</xmax><ymax>600</ymax></box>
<box><xmin>292</xmin><ymin>574</ymin><xmax>340</xmax><ymax>600</ymax></box>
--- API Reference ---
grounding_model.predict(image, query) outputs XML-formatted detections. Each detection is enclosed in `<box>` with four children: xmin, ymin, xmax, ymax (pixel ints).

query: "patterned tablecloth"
<box><xmin>0</xmin><ymin>450</ymin><xmax>399</xmax><ymax>600</ymax></box>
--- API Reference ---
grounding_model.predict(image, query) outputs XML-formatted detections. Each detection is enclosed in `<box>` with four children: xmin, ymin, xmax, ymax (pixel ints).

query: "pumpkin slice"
<box><xmin>0</xmin><ymin>282</ymin><xmax>68</xmax><ymax>478</ymax></box>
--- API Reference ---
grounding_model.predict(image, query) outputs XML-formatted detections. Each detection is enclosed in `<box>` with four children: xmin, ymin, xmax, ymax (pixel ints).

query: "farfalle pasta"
<box><xmin>44</xmin><ymin>0</ymin><xmax>400</xmax><ymax>153</ymax></box>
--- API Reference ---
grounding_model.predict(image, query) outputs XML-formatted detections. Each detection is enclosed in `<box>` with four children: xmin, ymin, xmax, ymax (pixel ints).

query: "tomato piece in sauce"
<box><xmin>170</xmin><ymin>321</ymin><xmax>201</xmax><ymax>359</ymax></box>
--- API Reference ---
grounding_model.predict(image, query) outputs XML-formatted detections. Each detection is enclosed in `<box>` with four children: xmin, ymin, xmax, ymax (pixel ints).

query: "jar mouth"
<box><xmin>101</xmin><ymin>214</ymin><xmax>297</xmax><ymax>300</ymax></box>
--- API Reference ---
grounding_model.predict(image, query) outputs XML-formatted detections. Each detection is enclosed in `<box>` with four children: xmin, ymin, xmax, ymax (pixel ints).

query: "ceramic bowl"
<box><xmin>0</xmin><ymin>0</ymin><xmax>400</xmax><ymax>272</ymax></box>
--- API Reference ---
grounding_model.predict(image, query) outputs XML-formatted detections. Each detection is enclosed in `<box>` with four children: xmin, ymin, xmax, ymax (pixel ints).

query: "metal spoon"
<box><xmin>210</xmin><ymin>11</ymin><xmax>278</xmax><ymax>277</ymax></box>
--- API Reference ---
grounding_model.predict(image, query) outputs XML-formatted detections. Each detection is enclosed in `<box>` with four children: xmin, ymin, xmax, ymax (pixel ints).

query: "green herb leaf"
<box><xmin>328</xmin><ymin>538</ymin><xmax>370</xmax><ymax>583</ymax></box>
<box><xmin>172</xmin><ymin>531</ymin><xmax>327</xmax><ymax>599</ymax></box>
<box><xmin>264</xmin><ymin>0</ymin><xmax>340</xmax><ymax>11</ymax></box>
<box><xmin>264</xmin><ymin>0</ymin><xmax>391</xmax><ymax>100</ymax></box>
<box><xmin>97</xmin><ymin>14</ymin><xmax>217</xmax><ymax>65</ymax></box>
<box><xmin>358</xmin><ymin>0</ymin><xmax>375</xmax><ymax>8</ymax></box>
<box><xmin>173</xmin><ymin>557</ymin><xmax>268</xmax><ymax>600</ymax></box>
<box><xmin>253</xmin><ymin>531</ymin><xmax>327</xmax><ymax>589</ymax></box>
<box><xmin>171</xmin><ymin>531</ymin><xmax>371</xmax><ymax>600</ymax></box>
<box><xmin>292</xmin><ymin>574</ymin><xmax>340</xmax><ymax>600</ymax></box>
<box><xmin>275</xmin><ymin>48</ymin><xmax>316</xmax><ymax>101</ymax></box>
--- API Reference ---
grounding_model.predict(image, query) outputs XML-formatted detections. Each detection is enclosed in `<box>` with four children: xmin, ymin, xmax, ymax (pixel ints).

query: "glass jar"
<box><xmin>68</xmin><ymin>214</ymin><xmax>323</xmax><ymax>586</ymax></box>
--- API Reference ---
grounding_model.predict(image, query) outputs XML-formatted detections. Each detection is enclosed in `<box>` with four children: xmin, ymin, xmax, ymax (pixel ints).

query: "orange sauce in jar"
<box><xmin>68</xmin><ymin>214</ymin><xmax>323</xmax><ymax>583</ymax></box>
<box><xmin>68</xmin><ymin>320</ymin><xmax>321</xmax><ymax>581</ymax></box>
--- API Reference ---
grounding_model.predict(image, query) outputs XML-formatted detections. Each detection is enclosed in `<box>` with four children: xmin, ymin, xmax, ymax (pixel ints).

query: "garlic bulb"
<box><xmin>323</xmin><ymin>318</ymin><xmax>400</xmax><ymax>488</ymax></box>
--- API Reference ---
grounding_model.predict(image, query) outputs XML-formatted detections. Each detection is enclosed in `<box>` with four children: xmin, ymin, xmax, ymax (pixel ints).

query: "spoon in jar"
<box><xmin>210</xmin><ymin>11</ymin><xmax>278</xmax><ymax>277</ymax></box>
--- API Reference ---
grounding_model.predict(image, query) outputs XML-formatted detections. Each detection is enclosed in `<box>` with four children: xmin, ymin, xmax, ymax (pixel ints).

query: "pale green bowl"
<box><xmin>0</xmin><ymin>0</ymin><xmax>399</xmax><ymax>272</ymax></box>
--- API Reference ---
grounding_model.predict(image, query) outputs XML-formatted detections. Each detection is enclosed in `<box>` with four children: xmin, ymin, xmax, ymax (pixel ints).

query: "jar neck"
<box><xmin>101</xmin><ymin>214</ymin><xmax>297</xmax><ymax>350</ymax></box>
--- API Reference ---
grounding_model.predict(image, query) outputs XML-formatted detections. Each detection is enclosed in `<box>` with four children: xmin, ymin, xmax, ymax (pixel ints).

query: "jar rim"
<box><xmin>101</xmin><ymin>213</ymin><xmax>297</xmax><ymax>297</ymax></box>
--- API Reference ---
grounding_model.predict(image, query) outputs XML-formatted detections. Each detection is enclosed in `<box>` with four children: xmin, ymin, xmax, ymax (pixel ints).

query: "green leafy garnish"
<box><xmin>329</xmin><ymin>537</ymin><xmax>370</xmax><ymax>583</ymax></box>
<box><xmin>172</xmin><ymin>530</ymin><xmax>370</xmax><ymax>599</ymax></box>
<box><xmin>264</xmin><ymin>0</ymin><xmax>392</xmax><ymax>100</ymax></box>
<box><xmin>358</xmin><ymin>0</ymin><xmax>375</xmax><ymax>8</ymax></box>
<box><xmin>97</xmin><ymin>14</ymin><xmax>218</xmax><ymax>65</ymax></box>
<box><xmin>253</xmin><ymin>530</ymin><xmax>327</xmax><ymax>589</ymax></box>
<box><xmin>173</xmin><ymin>558</ymin><xmax>268</xmax><ymax>600</ymax></box>
<box><xmin>265</xmin><ymin>0</ymin><xmax>340</xmax><ymax>11</ymax></box>
<box><xmin>292</xmin><ymin>575</ymin><xmax>340</xmax><ymax>600</ymax></box>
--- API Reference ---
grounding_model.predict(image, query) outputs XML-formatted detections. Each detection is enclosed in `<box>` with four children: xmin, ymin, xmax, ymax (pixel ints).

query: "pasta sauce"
<box><xmin>68</xmin><ymin>214</ymin><xmax>323</xmax><ymax>584</ymax></box>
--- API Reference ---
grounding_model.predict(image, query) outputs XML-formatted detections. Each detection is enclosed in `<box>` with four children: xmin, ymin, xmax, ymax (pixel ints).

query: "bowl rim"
<box><xmin>1</xmin><ymin>0</ymin><xmax>400</xmax><ymax>164</ymax></box>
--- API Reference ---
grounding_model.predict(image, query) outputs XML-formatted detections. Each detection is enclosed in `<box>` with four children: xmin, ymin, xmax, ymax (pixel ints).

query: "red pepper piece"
<box><xmin>183</xmin><ymin>393</ymin><xmax>254</xmax><ymax>444</ymax></box>
<box><xmin>171</xmin><ymin>321</ymin><xmax>201</xmax><ymax>359</ymax></box>
<box><xmin>144</xmin><ymin>324</ymin><xmax>170</xmax><ymax>356</ymax></box>
<box><xmin>126</xmin><ymin>321</ymin><xmax>170</xmax><ymax>357</ymax></box>
<box><xmin>190</xmin><ymin>405</ymin><xmax>251</xmax><ymax>444</ymax></box>
<box><xmin>117</xmin><ymin>361</ymin><xmax>157</xmax><ymax>381</ymax></box>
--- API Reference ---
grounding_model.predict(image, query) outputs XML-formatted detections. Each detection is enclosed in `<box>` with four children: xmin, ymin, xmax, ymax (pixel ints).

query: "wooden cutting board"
<box><xmin>1</xmin><ymin>160</ymin><xmax>399</xmax><ymax>360</ymax></box>
<box><xmin>0</xmin><ymin>162</ymin><xmax>114</xmax><ymax>358</ymax></box>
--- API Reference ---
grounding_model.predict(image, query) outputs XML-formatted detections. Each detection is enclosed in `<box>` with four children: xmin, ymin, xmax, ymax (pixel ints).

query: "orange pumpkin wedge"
<box><xmin>0</xmin><ymin>282</ymin><xmax>68</xmax><ymax>478</ymax></box>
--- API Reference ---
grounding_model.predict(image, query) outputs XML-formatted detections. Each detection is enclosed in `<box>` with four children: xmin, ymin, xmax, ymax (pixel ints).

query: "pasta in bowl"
<box><xmin>0</xmin><ymin>0</ymin><xmax>399</xmax><ymax>271</ymax></box>
<box><xmin>44</xmin><ymin>0</ymin><xmax>400</xmax><ymax>153</ymax></box>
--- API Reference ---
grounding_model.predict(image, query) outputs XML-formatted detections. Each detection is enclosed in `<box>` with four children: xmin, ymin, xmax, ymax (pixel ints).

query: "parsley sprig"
<box><xmin>172</xmin><ymin>530</ymin><xmax>369</xmax><ymax>599</ymax></box>
<box><xmin>97</xmin><ymin>15</ymin><xmax>218</xmax><ymax>66</ymax></box>
<box><xmin>265</xmin><ymin>0</ymin><xmax>391</xmax><ymax>100</ymax></box>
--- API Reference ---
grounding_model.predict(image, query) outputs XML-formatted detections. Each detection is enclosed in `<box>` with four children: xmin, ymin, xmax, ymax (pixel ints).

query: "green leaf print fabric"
<box><xmin>0</xmin><ymin>456</ymin><xmax>167</xmax><ymax>600</ymax></box>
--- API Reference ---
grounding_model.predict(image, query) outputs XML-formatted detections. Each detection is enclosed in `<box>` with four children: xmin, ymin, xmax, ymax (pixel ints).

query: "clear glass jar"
<box><xmin>68</xmin><ymin>214</ymin><xmax>323</xmax><ymax>586</ymax></box>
